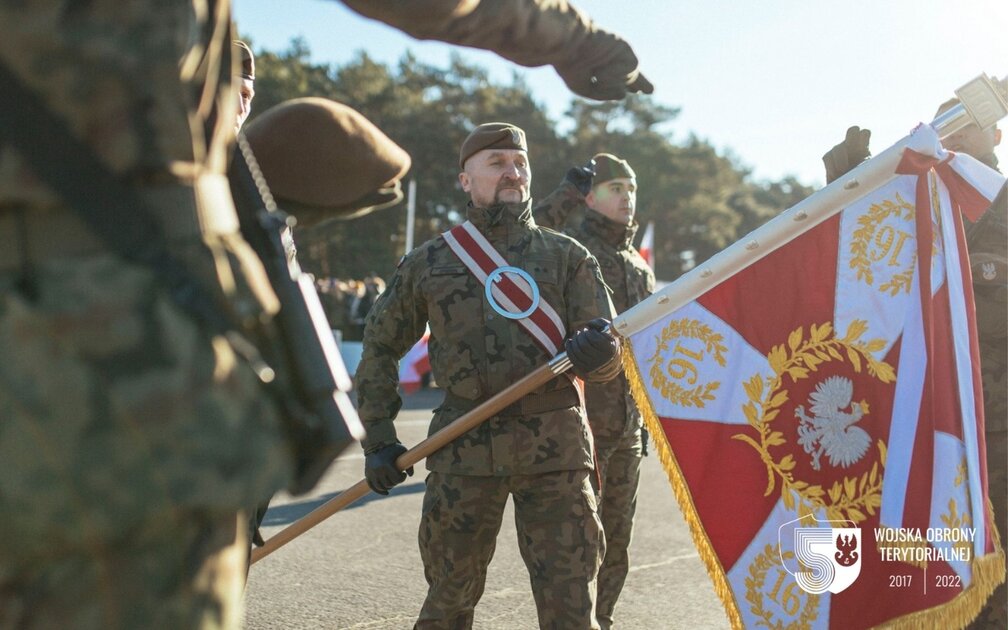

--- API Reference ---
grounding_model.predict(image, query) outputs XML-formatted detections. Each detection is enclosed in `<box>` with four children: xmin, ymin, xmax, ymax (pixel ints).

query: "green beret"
<box><xmin>244</xmin><ymin>97</ymin><xmax>411</xmax><ymax>225</ymax></box>
<box><xmin>459</xmin><ymin>122</ymin><xmax>527</xmax><ymax>169</ymax></box>
<box><xmin>233</xmin><ymin>40</ymin><xmax>254</xmax><ymax>81</ymax></box>
<box><xmin>592</xmin><ymin>153</ymin><xmax>635</xmax><ymax>185</ymax></box>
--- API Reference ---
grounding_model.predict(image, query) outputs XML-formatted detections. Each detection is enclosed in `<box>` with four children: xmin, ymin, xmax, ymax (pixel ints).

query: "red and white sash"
<box><xmin>443</xmin><ymin>221</ymin><xmax>567</xmax><ymax>356</ymax></box>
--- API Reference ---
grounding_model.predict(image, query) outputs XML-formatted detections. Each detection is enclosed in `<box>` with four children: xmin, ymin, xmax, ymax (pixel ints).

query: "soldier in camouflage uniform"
<box><xmin>533</xmin><ymin>153</ymin><xmax>655</xmax><ymax>629</ymax></box>
<box><xmin>0</xmin><ymin>4</ymin><xmax>293</xmax><ymax>628</ymax></box>
<box><xmin>356</xmin><ymin>123</ymin><xmax>623</xmax><ymax>629</ymax></box>
<box><xmin>823</xmin><ymin>100</ymin><xmax>1007</xmax><ymax>627</ymax></box>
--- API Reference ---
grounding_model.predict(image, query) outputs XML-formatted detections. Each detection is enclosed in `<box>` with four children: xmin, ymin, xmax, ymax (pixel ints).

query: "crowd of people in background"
<box><xmin>315</xmin><ymin>274</ymin><xmax>387</xmax><ymax>341</ymax></box>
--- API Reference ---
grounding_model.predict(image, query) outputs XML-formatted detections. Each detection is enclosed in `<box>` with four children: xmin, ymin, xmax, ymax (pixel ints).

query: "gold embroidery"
<box><xmin>940</xmin><ymin>498</ymin><xmax>974</xmax><ymax>562</ymax></box>
<box><xmin>745</xmin><ymin>544</ymin><xmax>819</xmax><ymax>630</ymax></box>
<box><xmin>648</xmin><ymin>317</ymin><xmax>727</xmax><ymax>408</ymax></box>
<box><xmin>849</xmin><ymin>193</ymin><xmax>917</xmax><ymax>296</ymax></box>
<box><xmin>954</xmin><ymin>457</ymin><xmax>968</xmax><ymax>487</ymax></box>
<box><xmin>732</xmin><ymin>320</ymin><xmax>895</xmax><ymax>523</ymax></box>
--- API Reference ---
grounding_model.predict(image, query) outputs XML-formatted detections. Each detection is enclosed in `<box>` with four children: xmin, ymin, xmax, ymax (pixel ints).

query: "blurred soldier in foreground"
<box><xmin>822</xmin><ymin>94</ymin><xmax>1006</xmax><ymax>628</ymax></box>
<box><xmin>534</xmin><ymin>153</ymin><xmax>655</xmax><ymax>628</ymax></box>
<box><xmin>356</xmin><ymin>123</ymin><xmax>622</xmax><ymax>628</ymax></box>
<box><xmin>0</xmin><ymin>7</ymin><xmax>295</xmax><ymax>629</ymax></box>
<box><xmin>0</xmin><ymin>1</ymin><xmax>649</xmax><ymax>627</ymax></box>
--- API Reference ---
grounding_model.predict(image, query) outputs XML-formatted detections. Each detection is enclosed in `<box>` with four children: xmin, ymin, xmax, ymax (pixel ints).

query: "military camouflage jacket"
<box><xmin>965</xmin><ymin>155</ymin><xmax>1006</xmax><ymax>433</ymax></box>
<box><xmin>534</xmin><ymin>181</ymin><xmax>656</xmax><ymax>438</ymax></box>
<box><xmin>357</xmin><ymin>199</ymin><xmax>618</xmax><ymax>475</ymax></box>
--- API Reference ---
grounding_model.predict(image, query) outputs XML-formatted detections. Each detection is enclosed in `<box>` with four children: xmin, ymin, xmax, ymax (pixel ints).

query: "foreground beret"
<box><xmin>459</xmin><ymin>122</ymin><xmax>527</xmax><ymax>169</ymax></box>
<box><xmin>245</xmin><ymin>97</ymin><xmax>411</xmax><ymax>225</ymax></box>
<box><xmin>233</xmin><ymin>40</ymin><xmax>255</xmax><ymax>80</ymax></box>
<box><xmin>592</xmin><ymin>153</ymin><xmax>635</xmax><ymax>184</ymax></box>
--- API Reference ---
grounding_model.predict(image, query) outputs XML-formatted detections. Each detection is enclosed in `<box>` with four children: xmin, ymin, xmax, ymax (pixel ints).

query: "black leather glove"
<box><xmin>564</xmin><ymin>158</ymin><xmax>596</xmax><ymax>196</ymax></box>
<box><xmin>823</xmin><ymin>126</ymin><xmax>871</xmax><ymax>184</ymax></box>
<box><xmin>556</xmin><ymin>32</ymin><xmax>654</xmax><ymax>101</ymax></box>
<box><xmin>364</xmin><ymin>442</ymin><xmax>413</xmax><ymax>495</ymax></box>
<box><xmin>565</xmin><ymin>318</ymin><xmax>618</xmax><ymax>378</ymax></box>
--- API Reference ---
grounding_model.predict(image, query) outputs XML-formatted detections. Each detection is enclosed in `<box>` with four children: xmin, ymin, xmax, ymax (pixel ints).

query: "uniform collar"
<box><xmin>465</xmin><ymin>199</ymin><xmax>534</xmax><ymax>232</ymax></box>
<box><xmin>582</xmin><ymin>209</ymin><xmax>638</xmax><ymax>248</ymax></box>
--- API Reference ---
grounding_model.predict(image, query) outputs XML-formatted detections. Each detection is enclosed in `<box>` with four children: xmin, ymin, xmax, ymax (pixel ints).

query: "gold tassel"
<box><xmin>622</xmin><ymin>340</ymin><xmax>746</xmax><ymax>630</ymax></box>
<box><xmin>622</xmin><ymin>340</ymin><xmax>1007</xmax><ymax>630</ymax></box>
<box><xmin>871</xmin><ymin>550</ymin><xmax>1005</xmax><ymax>629</ymax></box>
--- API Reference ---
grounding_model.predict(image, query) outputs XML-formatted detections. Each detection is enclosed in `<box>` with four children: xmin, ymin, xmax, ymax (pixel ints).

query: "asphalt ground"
<box><xmin>244</xmin><ymin>388</ymin><xmax>733</xmax><ymax>629</ymax></box>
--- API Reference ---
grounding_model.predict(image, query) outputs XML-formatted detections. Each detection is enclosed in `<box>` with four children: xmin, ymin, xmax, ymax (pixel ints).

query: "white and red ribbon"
<box><xmin>443</xmin><ymin>221</ymin><xmax>566</xmax><ymax>356</ymax></box>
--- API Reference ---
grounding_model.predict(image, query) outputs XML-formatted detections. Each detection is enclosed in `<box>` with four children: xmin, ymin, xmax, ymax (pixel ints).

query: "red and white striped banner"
<box><xmin>621</xmin><ymin>124</ymin><xmax>1006</xmax><ymax>629</ymax></box>
<box><xmin>443</xmin><ymin>221</ymin><xmax>566</xmax><ymax>356</ymax></box>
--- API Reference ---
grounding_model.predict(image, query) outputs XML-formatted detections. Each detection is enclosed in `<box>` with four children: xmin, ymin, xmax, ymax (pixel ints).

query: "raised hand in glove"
<box><xmin>565</xmin><ymin>317</ymin><xmax>619</xmax><ymax>378</ymax></box>
<box><xmin>556</xmin><ymin>32</ymin><xmax>654</xmax><ymax>101</ymax></box>
<box><xmin>823</xmin><ymin>126</ymin><xmax>871</xmax><ymax>184</ymax></box>
<box><xmin>564</xmin><ymin>158</ymin><xmax>597</xmax><ymax>196</ymax></box>
<box><xmin>364</xmin><ymin>442</ymin><xmax>413</xmax><ymax>495</ymax></box>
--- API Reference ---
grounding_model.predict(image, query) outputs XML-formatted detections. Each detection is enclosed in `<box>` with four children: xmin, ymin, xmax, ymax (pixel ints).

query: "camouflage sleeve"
<box><xmin>967</xmin><ymin>184</ymin><xmax>1007</xmax><ymax>340</ymax></box>
<box><xmin>355</xmin><ymin>258</ymin><xmax>428</xmax><ymax>452</ymax></box>
<box><xmin>564</xmin><ymin>248</ymin><xmax>621</xmax><ymax>383</ymax></box>
<box><xmin>340</xmin><ymin>0</ymin><xmax>649</xmax><ymax>101</ymax></box>
<box><xmin>532</xmin><ymin>180</ymin><xmax>585</xmax><ymax>231</ymax></box>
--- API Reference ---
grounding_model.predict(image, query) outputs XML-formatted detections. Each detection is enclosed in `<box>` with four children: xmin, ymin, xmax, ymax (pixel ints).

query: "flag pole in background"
<box><xmin>404</xmin><ymin>178</ymin><xmax>416</xmax><ymax>253</ymax></box>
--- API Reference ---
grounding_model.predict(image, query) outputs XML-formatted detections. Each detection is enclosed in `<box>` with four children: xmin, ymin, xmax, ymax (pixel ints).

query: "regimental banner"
<box><xmin>623</xmin><ymin>125</ymin><xmax>1006</xmax><ymax>629</ymax></box>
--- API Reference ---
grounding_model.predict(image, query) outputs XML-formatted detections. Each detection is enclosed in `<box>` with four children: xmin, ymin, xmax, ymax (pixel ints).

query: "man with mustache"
<box><xmin>533</xmin><ymin>153</ymin><xmax>656</xmax><ymax>629</ymax></box>
<box><xmin>355</xmin><ymin>123</ymin><xmax>623</xmax><ymax>629</ymax></box>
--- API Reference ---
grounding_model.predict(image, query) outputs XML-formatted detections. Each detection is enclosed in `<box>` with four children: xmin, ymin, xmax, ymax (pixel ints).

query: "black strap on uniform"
<box><xmin>0</xmin><ymin>62</ymin><xmax>231</xmax><ymax>334</ymax></box>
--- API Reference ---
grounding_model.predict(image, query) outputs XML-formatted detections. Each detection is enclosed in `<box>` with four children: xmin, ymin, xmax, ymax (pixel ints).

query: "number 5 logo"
<box><xmin>779</xmin><ymin>516</ymin><xmax>861</xmax><ymax>594</ymax></box>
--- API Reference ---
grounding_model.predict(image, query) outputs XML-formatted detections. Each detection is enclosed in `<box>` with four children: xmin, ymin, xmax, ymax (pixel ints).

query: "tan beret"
<box><xmin>459</xmin><ymin>122</ymin><xmax>527</xmax><ymax>169</ymax></box>
<box><xmin>592</xmin><ymin>153</ymin><xmax>635</xmax><ymax>185</ymax></box>
<box><xmin>233</xmin><ymin>40</ymin><xmax>254</xmax><ymax>81</ymax></box>
<box><xmin>244</xmin><ymin>97</ymin><xmax>411</xmax><ymax>225</ymax></box>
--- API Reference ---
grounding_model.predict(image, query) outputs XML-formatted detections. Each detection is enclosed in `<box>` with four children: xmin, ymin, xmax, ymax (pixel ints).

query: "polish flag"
<box><xmin>399</xmin><ymin>330</ymin><xmax>431</xmax><ymax>394</ymax></box>
<box><xmin>639</xmin><ymin>220</ymin><xmax>655</xmax><ymax>269</ymax></box>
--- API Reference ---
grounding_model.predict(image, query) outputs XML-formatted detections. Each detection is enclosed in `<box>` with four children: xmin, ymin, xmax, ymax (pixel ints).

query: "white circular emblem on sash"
<box><xmin>485</xmin><ymin>266</ymin><xmax>540</xmax><ymax>320</ymax></box>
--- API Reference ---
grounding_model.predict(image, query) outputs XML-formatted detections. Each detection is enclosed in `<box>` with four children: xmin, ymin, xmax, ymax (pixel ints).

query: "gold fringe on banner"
<box><xmin>622</xmin><ymin>340</ymin><xmax>745</xmax><ymax>630</ymax></box>
<box><xmin>873</xmin><ymin>550</ymin><xmax>1005</xmax><ymax>629</ymax></box>
<box><xmin>622</xmin><ymin>338</ymin><xmax>1006</xmax><ymax>630</ymax></box>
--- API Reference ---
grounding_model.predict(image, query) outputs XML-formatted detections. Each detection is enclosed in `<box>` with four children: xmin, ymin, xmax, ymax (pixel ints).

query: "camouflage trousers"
<box><xmin>0</xmin><ymin>511</ymin><xmax>248</xmax><ymax>630</ymax></box>
<box><xmin>0</xmin><ymin>255</ymin><xmax>290</xmax><ymax>629</ymax></box>
<box><xmin>591</xmin><ymin>430</ymin><xmax>643</xmax><ymax>630</ymax></box>
<box><xmin>417</xmin><ymin>469</ymin><xmax>604</xmax><ymax>629</ymax></box>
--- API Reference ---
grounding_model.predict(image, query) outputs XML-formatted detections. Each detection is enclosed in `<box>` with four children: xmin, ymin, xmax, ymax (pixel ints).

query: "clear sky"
<box><xmin>234</xmin><ymin>0</ymin><xmax>1006</xmax><ymax>186</ymax></box>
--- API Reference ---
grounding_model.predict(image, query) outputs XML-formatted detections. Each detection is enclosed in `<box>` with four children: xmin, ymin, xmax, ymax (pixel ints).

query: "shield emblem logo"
<box><xmin>778</xmin><ymin>516</ymin><xmax>862</xmax><ymax>595</ymax></box>
<box><xmin>789</xmin><ymin>526</ymin><xmax>862</xmax><ymax>594</ymax></box>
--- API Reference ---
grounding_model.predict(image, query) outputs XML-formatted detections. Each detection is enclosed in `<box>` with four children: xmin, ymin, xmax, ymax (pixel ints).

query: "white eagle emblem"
<box><xmin>981</xmin><ymin>262</ymin><xmax>997</xmax><ymax>281</ymax></box>
<box><xmin>795</xmin><ymin>376</ymin><xmax>871</xmax><ymax>470</ymax></box>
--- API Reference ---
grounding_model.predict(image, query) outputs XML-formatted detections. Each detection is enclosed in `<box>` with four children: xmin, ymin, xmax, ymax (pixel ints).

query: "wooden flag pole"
<box><xmin>251</xmin><ymin>352</ymin><xmax>573</xmax><ymax>564</ymax></box>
